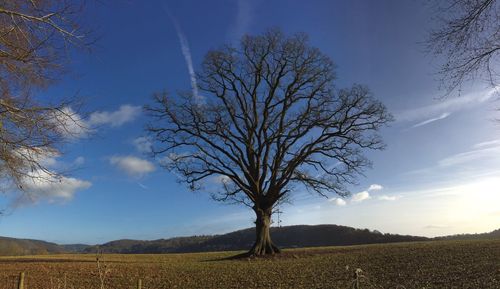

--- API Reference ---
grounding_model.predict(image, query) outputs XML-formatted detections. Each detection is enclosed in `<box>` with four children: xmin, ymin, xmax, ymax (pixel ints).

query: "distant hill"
<box><xmin>434</xmin><ymin>228</ymin><xmax>500</xmax><ymax>241</ymax></box>
<box><xmin>84</xmin><ymin>224</ymin><xmax>429</xmax><ymax>254</ymax></box>
<box><xmin>1</xmin><ymin>225</ymin><xmax>498</xmax><ymax>256</ymax></box>
<box><xmin>199</xmin><ymin>225</ymin><xmax>429</xmax><ymax>252</ymax></box>
<box><xmin>83</xmin><ymin>236</ymin><xmax>213</xmax><ymax>254</ymax></box>
<box><xmin>61</xmin><ymin>244</ymin><xmax>92</xmax><ymax>253</ymax></box>
<box><xmin>0</xmin><ymin>236</ymin><xmax>65</xmax><ymax>255</ymax></box>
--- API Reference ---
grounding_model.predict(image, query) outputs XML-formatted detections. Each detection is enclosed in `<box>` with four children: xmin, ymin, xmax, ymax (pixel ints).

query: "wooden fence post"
<box><xmin>18</xmin><ymin>272</ymin><xmax>25</xmax><ymax>289</ymax></box>
<box><xmin>137</xmin><ymin>278</ymin><xmax>142</xmax><ymax>289</ymax></box>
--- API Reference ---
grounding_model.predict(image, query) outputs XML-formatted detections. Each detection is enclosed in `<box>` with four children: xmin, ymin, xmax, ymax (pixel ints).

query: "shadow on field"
<box><xmin>202</xmin><ymin>252</ymin><xmax>253</xmax><ymax>262</ymax></box>
<box><xmin>202</xmin><ymin>251</ymin><xmax>302</xmax><ymax>262</ymax></box>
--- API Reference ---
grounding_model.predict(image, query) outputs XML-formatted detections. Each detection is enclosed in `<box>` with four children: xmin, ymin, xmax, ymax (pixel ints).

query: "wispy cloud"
<box><xmin>412</xmin><ymin>112</ymin><xmax>451</xmax><ymax>128</ymax></box>
<box><xmin>438</xmin><ymin>145</ymin><xmax>500</xmax><ymax>167</ymax></box>
<box><xmin>163</xmin><ymin>6</ymin><xmax>203</xmax><ymax>104</ymax></box>
<box><xmin>395</xmin><ymin>88</ymin><xmax>496</xmax><ymax>123</ymax></box>
<box><xmin>402</xmin><ymin>139</ymin><xmax>500</xmax><ymax>178</ymax></box>
<box><xmin>424</xmin><ymin>225</ymin><xmax>451</xmax><ymax>230</ymax></box>
<box><xmin>473</xmin><ymin>139</ymin><xmax>500</xmax><ymax>149</ymax></box>
<box><xmin>138</xmin><ymin>182</ymin><xmax>149</xmax><ymax>190</ymax></box>
<box><xmin>88</xmin><ymin>105</ymin><xmax>141</xmax><ymax>128</ymax></box>
<box><xmin>377</xmin><ymin>195</ymin><xmax>399</xmax><ymax>201</ymax></box>
<box><xmin>439</xmin><ymin>138</ymin><xmax>500</xmax><ymax>168</ymax></box>
<box><xmin>109</xmin><ymin>155</ymin><xmax>155</xmax><ymax>178</ymax></box>
<box><xmin>133</xmin><ymin>137</ymin><xmax>153</xmax><ymax>154</ymax></box>
<box><xmin>73</xmin><ymin>156</ymin><xmax>85</xmax><ymax>166</ymax></box>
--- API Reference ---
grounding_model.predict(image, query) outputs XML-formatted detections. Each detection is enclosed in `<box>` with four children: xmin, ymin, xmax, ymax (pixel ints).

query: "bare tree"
<box><xmin>146</xmin><ymin>30</ymin><xmax>392</xmax><ymax>256</ymax></box>
<box><xmin>0</xmin><ymin>1</ymin><xmax>89</xmax><ymax>196</ymax></box>
<box><xmin>426</xmin><ymin>0</ymin><xmax>500</xmax><ymax>94</ymax></box>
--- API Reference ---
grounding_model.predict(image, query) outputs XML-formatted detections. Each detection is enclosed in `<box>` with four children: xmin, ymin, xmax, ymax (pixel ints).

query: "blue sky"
<box><xmin>1</xmin><ymin>0</ymin><xmax>499</xmax><ymax>244</ymax></box>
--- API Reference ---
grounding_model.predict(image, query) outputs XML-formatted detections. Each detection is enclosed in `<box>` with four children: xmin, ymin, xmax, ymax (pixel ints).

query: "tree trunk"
<box><xmin>248</xmin><ymin>206</ymin><xmax>281</xmax><ymax>256</ymax></box>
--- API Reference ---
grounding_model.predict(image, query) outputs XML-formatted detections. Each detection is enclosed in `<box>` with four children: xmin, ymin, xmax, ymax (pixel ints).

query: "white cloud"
<box><xmin>377</xmin><ymin>195</ymin><xmax>399</xmax><ymax>201</ymax></box>
<box><xmin>53</xmin><ymin>106</ymin><xmax>89</xmax><ymax>139</ymax></box>
<box><xmin>15</xmin><ymin>148</ymin><xmax>87</xmax><ymax>175</ymax></box>
<box><xmin>325</xmin><ymin>184</ymin><xmax>381</xmax><ymax>205</ymax></box>
<box><xmin>50</xmin><ymin>105</ymin><xmax>141</xmax><ymax>140</ymax></box>
<box><xmin>368</xmin><ymin>184</ymin><xmax>383</xmax><ymax>191</ymax></box>
<box><xmin>88</xmin><ymin>105</ymin><xmax>141</xmax><ymax>128</ymax></box>
<box><xmin>109</xmin><ymin>155</ymin><xmax>155</xmax><ymax>177</ymax></box>
<box><xmin>351</xmin><ymin>191</ymin><xmax>371</xmax><ymax>202</ymax></box>
<box><xmin>411</xmin><ymin>112</ymin><xmax>451</xmax><ymax>128</ymax></box>
<box><xmin>14</xmin><ymin>147</ymin><xmax>60</xmax><ymax>168</ymax></box>
<box><xmin>395</xmin><ymin>88</ymin><xmax>496</xmax><ymax>123</ymax></box>
<box><xmin>328</xmin><ymin>197</ymin><xmax>347</xmax><ymax>206</ymax></box>
<box><xmin>133</xmin><ymin>137</ymin><xmax>153</xmax><ymax>154</ymax></box>
<box><xmin>20</xmin><ymin>170</ymin><xmax>91</xmax><ymax>204</ymax></box>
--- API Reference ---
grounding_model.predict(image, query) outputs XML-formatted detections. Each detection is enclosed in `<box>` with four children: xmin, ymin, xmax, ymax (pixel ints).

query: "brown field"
<box><xmin>0</xmin><ymin>239</ymin><xmax>498</xmax><ymax>289</ymax></box>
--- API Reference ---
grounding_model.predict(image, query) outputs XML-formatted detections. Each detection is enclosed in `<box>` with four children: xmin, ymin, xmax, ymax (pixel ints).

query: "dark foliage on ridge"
<box><xmin>1</xmin><ymin>224</ymin><xmax>498</xmax><ymax>256</ymax></box>
<box><xmin>82</xmin><ymin>224</ymin><xmax>430</xmax><ymax>254</ymax></box>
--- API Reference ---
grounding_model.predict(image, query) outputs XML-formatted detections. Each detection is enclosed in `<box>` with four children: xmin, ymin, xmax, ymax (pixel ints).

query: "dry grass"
<box><xmin>0</xmin><ymin>239</ymin><xmax>498</xmax><ymax>289</ymax></box>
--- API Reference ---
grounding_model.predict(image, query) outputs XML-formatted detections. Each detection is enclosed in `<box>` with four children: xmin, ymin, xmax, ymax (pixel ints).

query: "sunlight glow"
<box><xmin>443</xmin><ymin>177</ymin><xmax>500</xmax><ymax>233</ymax></box>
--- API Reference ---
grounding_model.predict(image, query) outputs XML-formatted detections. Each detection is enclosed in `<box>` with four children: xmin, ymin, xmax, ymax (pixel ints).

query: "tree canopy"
<box><xmin>147</xmin><ymin>30</ymin><xmax>392</xmax><ymax>256</ymax></box>
<box><xmin>0</xmin><ymin>1</ymin><xmax>88</xmax><ymax>196</ymax></box>
<box><xmin>427</xmin><ymin>0</ymin><xmax>499</xmax><ymax>93</ymax></box>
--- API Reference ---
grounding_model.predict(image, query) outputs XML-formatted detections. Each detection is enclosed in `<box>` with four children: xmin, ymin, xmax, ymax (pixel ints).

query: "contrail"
<box><xmin>163</xmin><ymin>5</ymin><xmax>203</xmax><ymax>104</ymax></box>
<box><xmin>228</xmin><ymin>0</ymin><xmax>254</xmax><ymax>44</ymax></box>
<box><xmin>412</xmin><ymin>112</ymin><xmax>451</xmax><ymax>128</ymax></box>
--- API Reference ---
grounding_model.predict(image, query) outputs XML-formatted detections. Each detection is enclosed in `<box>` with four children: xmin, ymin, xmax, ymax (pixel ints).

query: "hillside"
<box><xmin>0</xmin><ymin>236</ymin><xmax>65</xmax><ymax>255</ymax></box>
<box><xmin>1</xmin><ymin>224</ymin><xmax>498</xmax><ymax>255</ymax></box>
<box><xmin>61</xmin><ymin>244</ymin><xmax>92</xmax><ymax>253</ymax></box>
<box><xmin>83</xmin><ymin>236</ymin><xmax>213</xmax><ymax>254</ymax></box>
<box><xmin>84</xmin><ymin>224</ymin><xmax>429</xmax><ymax>254</ymax></box>
<box><xmin>199</xmin><ymin>225</ymin><xmax>429</xmax><ymax>252</ymax></box>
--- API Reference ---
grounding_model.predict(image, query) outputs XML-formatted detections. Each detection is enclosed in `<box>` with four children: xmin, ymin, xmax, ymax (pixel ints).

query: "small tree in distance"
<box><xmin>146</xmin><ymin>30</ymin><xmax>392</xmax><ymax>256</ymax></box>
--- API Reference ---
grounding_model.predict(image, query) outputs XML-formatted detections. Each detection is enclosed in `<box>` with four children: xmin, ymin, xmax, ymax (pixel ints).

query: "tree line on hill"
<box><xmin>1</xmin><ymin>224</ymin><xmax>498</xmax><ymax>256</ymax></box>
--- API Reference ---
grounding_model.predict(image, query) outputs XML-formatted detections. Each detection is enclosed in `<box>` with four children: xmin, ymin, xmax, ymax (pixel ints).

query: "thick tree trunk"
<box><xmin>248</xmin><ymin>207</ymin><xmax>281</xmax><ymax>256</ymax></box>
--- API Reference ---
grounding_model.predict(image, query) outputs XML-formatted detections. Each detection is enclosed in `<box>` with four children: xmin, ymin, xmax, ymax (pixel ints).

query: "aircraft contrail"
<box><xmin>163</xmin><ymin>5</ymin><xmax>203</xmax><ymax>104</ymax></box>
